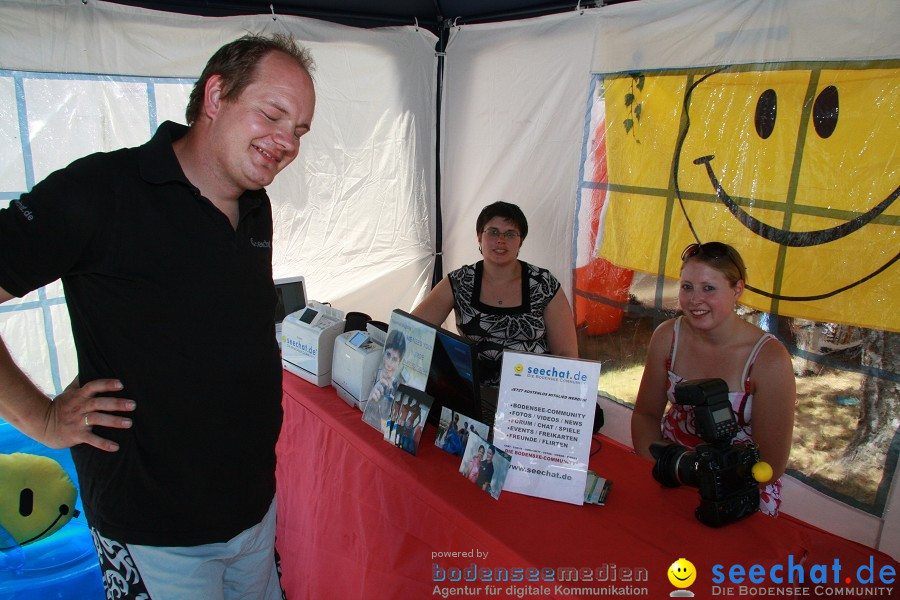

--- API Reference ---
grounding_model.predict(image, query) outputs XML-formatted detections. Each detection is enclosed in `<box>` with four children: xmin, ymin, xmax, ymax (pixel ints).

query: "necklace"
<box><xmin>484</xmin><ymin>264</ymin><xmax>519</xmax><ymax>307</ymax></box>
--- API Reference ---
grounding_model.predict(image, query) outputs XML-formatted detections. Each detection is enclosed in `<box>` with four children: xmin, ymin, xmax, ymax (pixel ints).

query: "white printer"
<box><xmin>331</xmin><ymin>324</ymin><xmax>386</xmax><ymax>410</ymax></box>
<box><xmin>281</xmin><ymin>301</ymin><xmax>346</xmax><ymax>386</ymax></box>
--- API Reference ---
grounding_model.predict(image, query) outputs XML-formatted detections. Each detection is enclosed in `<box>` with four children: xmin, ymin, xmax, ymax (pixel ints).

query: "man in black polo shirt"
<box><xmin>0</xmin><ymin>33</ymin><xmax>315</xmax><ymax>599</ymax></box>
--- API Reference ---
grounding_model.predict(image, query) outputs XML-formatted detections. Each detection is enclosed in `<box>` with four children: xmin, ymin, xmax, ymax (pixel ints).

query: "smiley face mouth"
<box><xmin>694</xmin><ymin>154</ymin><xmax>898</xmax><ymax>247</ymax></box>
<box><xmin>0</xmin><ymin>503</ymin><xmax>77</xmax><ymax>549</ymax></box>
<box><xmin>671</xmin><ymin>572</ymin><xmax>693</xmax><ymax>581</ymax></box>
<box><xmin>666</xmin><ymin>66</ymin><xmax>900</xmax><ymax>302</ymax></box>
<box><xmin>688</xmin><ymin>154</ymin><xmax>900</xmax><ymax>301</ymax></box>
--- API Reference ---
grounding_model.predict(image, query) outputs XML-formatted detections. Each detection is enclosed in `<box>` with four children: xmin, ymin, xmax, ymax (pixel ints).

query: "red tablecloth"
<box><xmin>275</xmin><ymin>371</ymin><xmax>897</xmax><ymax>600</ymax></box>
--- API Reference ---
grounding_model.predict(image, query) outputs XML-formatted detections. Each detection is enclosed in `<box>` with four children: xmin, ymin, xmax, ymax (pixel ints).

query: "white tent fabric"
<box><xmin>438</xmin><ymin>0</ymin><xmax>897</xmax><ymax>557</ymax></box>
<box><xmin>1</xmin><ymin>0</ymin><xmax>899</xmax><ymax>558</ymax></box>
<box><xmin>0</xmin><ymin>0</ymin><xmax>438</xmax><ymax>395</ymax></box>
<box><xmin>589</xmin><ymin>0</ymin><xmax>897</xmax><ymax>71</ymax></box>
<box><xmin>440</xmin><ymin>12</ymin><xmax>598</xmax><ymax>315</ymax></box>
<box><xmin>441</xmin><ymin>0</ymin><xmax>899</xmax><ymax>323</ymax></box>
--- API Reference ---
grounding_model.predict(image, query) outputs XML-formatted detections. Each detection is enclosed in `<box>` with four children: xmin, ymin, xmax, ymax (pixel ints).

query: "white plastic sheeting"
<box><xmin>0</xmin><ymin>0</ymin><xmax>438</xmax><ymax>395</ymax></box>
<box><xmin>578</xmin><ymin>0</ymin><xmax>899</xmax><ymax>331</ymax></box>
<box><xmin>437</xmin><ymin>0</ymin><xmax>899</xmax><ymax>556</ymax></box>
<box><xmin>440</xmin><ymin>13</ymin><xmax>599</xmax><ymax>316</ymax></box>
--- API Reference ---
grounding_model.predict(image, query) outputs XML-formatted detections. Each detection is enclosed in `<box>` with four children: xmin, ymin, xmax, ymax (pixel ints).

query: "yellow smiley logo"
<box><xmin>667</xmin><ymin>558</ymin><xmax>697</xmax><ymax>589</ymax></box>
<box><xmin>514</xmin><ymin>363</ymin><xmax>524</xmax><ymax>374</ymax></box>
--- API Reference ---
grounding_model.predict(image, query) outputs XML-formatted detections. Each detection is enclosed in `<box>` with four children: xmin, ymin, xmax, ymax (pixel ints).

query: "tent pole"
<box><xmin>431</xmin><ymin>22</ymin><xmax>449</xmax><ymax>289</ymax></box>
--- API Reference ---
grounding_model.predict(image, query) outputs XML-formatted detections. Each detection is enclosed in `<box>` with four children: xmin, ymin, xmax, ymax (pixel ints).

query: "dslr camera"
<box><xmin>650</xmin><ymin>378</ymin><xmax>761</xmax><ymax>527</ymax></box>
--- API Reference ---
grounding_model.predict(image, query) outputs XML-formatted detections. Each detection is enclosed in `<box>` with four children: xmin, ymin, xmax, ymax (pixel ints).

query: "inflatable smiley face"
<box><xmin>675</xmin><ymin>65</ymin><xmax>899</xmax><ymax>327</ymax></box>
<box><xmin>0</xmin><ymin>453</ymin><xmax>79</xmax><ymax>548</ymax></box>
<box><xmin>596</xmin><ymin>63</ymin><xmax>898</xmax><ymax>330</ymax></box>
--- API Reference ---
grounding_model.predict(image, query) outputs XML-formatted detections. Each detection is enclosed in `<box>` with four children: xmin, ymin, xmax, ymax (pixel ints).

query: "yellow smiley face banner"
<box><xmin>583</xmin><ymin>61</ymin><xmax>899</xmax><ymax>332</ymax></box>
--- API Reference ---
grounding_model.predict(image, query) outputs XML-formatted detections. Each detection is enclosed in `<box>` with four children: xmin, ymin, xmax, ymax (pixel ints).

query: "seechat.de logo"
<box><xmin>710</xmin><ymin>555</ymin><xmax>896</xmax><ymax>597</ymax></box>
<box><xmin>525</xmin><ymin>365</ymin><xmax>589</xmax><ymax>382</ymax></box>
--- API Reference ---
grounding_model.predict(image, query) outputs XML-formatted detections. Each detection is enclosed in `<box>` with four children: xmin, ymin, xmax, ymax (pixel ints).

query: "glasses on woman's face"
<box><xmin>482</xmin><ymin>227</ymin><xmax>520</xmax><ymax>240</ymax></box>
<box><xmin>681</xmin><ymin>242</ymin><xmax>745</xmax><ymax>281</ymax></box>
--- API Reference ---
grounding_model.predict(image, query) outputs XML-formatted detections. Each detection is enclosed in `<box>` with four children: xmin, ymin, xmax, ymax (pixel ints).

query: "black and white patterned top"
<box><xmin>449</xmin><ymin>260</ymin><xmax>560</xmax><ymax>386</ymax></box>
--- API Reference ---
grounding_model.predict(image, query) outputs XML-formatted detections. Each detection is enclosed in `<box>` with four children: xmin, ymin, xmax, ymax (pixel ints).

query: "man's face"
<box><xmin>208</xmin><ymin>50</ymin><xmax>316</xmax><ymax>193</ymax></box>
<box><xmin>485</xmin><ymin>449</ymin><xmax>494</xmax><ymax>461</ymax></box>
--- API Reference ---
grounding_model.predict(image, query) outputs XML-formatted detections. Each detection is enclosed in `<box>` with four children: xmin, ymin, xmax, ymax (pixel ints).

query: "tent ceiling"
<box><xmin>104</xmin><ymin>0</ymin><xmax>636</xmax><ymax>35</ymax></box>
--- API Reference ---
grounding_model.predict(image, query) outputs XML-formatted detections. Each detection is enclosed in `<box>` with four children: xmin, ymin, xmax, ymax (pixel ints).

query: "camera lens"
<box><xmin>650</xmin><ymin>442</ymin><xmax>698</xmax><ymax>488</ymax></box>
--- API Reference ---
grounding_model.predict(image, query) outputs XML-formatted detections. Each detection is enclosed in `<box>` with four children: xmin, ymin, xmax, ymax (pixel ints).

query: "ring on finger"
<box><xmin>84</xmin><ymin>414</ymin><xmax>91</xmax><ymax>427</ymax></box>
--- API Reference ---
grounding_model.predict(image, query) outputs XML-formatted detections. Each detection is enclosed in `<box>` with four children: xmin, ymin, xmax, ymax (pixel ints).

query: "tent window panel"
<box><xmin>23</xmin><ymin>77</ymin><xmax>152</xmax><ymax>182</ymax></box>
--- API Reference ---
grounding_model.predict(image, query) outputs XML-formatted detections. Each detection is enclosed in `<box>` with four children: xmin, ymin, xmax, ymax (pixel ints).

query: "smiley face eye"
<box><xmin>813</xmin><ymin>85</ymin><xmax>839</xmax><ymax>138</ymax></box>
<box><xmin>754</xmin><ymin>89</ymin><xmax>777</xmax><ymax>139</ymax></box>
<box><xmin>19</xmin><ymin>488</ymin><xmax>34</xmax><ymax>517</ymax></box>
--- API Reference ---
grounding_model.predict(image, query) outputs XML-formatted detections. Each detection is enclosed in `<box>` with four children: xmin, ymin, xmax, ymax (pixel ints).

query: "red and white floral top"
<box><xmin>661</xmin><ymin>317</ymin><xmax>782</xmax><ymax>516</ymax></box>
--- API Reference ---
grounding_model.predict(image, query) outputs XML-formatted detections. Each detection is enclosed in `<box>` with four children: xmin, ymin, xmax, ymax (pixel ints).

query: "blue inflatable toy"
<box><xmin>0</xmin><ymin>420</ymin><xmax>104</xmax><ymax>600</ymax></box>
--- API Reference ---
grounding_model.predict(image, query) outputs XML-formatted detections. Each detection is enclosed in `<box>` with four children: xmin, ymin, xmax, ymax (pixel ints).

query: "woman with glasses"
<box><xmin>631</xmin><ymin>242</ymin><xmax>796</xmax><ymax>516</ymax></box>
<box><xmin>412</xmin><ymin>201</ymin><xmax>578</xmax><ymax>387</ymax></box>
